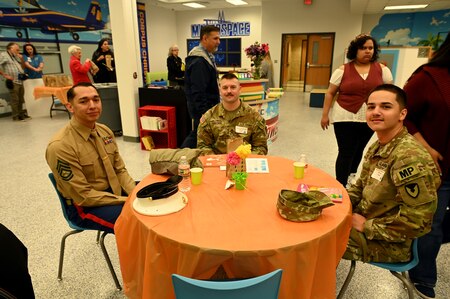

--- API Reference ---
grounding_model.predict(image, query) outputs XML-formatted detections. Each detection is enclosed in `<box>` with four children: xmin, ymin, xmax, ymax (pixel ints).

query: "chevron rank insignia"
<box><xmin>405</xmin><ymin>183</ymin><xmax>419</xmax><ymax>198</ymax></box>
<box><xmin>56</xmin><ymin>159</ymin><xmax>73</xmax><ymax>181</ymax></box>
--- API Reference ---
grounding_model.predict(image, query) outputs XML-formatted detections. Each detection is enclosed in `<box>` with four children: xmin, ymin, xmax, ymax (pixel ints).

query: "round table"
<box><xmin>115</xmin><ymin>156</ymin><xmax>352</xmax><ymax>299</ymax></box>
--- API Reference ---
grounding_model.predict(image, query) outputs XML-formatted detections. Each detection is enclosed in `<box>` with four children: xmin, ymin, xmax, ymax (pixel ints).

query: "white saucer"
<box><xmin>132</xmin><ymin>191</ymin><xmax>188</xmax><ymax>216</ymax></box>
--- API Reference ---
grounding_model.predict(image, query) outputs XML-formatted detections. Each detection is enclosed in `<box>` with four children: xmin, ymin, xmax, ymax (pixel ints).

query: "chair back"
<box><xmin>172</xmin><ymin>269</ymin><xmax>282</xmax><ymax>299</ymax></box>
<box><xmin>48</xmin><ymin>173</ymin><xmax>84</xmax><ymax>231</ymax></box>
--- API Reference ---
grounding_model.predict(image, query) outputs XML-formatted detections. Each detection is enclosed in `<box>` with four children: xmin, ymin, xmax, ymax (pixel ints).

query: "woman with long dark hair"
<box><xmin>92</xmin><ymin>38</ymin><xmax>116</xmax><ymax>83</ymax></box>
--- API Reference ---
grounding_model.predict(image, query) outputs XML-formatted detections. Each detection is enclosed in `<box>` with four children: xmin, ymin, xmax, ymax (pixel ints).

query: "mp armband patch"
<box><xmin>396</xmin><ymin>165</ymin><xmax>419</xmax><ymax>182</ymax></box>
<box><xmin>56</xmin><ymin>159</ymin><xmax>73</xmax><ymax>181</ymax></box>
<box><xmin>405</xmin><ymin>183</ymin><xmax>419</xmax><ymax>198</ymax></box>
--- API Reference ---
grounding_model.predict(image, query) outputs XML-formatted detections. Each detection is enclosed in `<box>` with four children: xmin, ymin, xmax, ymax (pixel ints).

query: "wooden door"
<box><xmin>281</xmin><ymin>35</ymin><xmax>291</xmax><ymax>88</ymax></box>
<box><xmin>305</xmin><ymin>34</ymin><xmax>334</xmax><ymax>90</ymax></box>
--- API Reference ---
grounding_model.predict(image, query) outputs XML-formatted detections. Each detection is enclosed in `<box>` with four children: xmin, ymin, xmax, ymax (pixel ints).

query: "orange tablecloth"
<box><xmin>33</xmin><ymin>86</ymin><xmax>72</xmax><ymax>105</ymax></box>
<box><xmin>115</xmin><ymin>156</ymin><xmax>352</xmax><ymax>299</ymax></box>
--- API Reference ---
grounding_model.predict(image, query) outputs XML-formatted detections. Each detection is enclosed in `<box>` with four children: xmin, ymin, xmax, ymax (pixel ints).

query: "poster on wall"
<box><xmin>0</xmin><ymin>0</ymin><xmax>111</xmax><ymax>42</ymax></box>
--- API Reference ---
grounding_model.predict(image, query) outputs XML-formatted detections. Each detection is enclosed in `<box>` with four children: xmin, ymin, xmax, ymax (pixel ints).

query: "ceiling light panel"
<box><xmin>183</xmin><ymin>2</ymin><xmax>206</xmax><ymax>8</ymax></box>
<box><xmin>384</xmin><ymin>4</ymin><xmax>429</xmax><ymax>11</ymax></box>
<box><xmin>226</xmin><ymin>0</ymin><xmax>248</xmax><ymax>5</ymax></box>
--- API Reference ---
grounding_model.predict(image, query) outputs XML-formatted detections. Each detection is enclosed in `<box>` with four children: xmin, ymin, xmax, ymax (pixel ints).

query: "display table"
<box><xmin>115</xmin><ymin>156</ymin><xmax>352</xmax><ymax>299</ymax></box>
<box><xmin>33</xmin><ymin>86</ymin><xmax>72</xmax><ymax>118</ymax></box>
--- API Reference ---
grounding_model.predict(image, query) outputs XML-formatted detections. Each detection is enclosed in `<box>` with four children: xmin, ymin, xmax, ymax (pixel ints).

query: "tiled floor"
<box><xmin>0</xmin><ymin>91</ymin><xmax>448</xmax><ymax>298</ymax></box>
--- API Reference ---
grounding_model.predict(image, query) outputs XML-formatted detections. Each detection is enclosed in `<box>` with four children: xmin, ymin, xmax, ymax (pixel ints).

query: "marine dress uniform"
<box><xmin>46</xmin><ymin>118</ymin><xmax>135</xmax><ymax>233</ymax></box>
<box><xmin>344</xmin><ymin>127</ymin><xmax>440</xmax><ymax>262</ymax></box>
<box><xmin>197</xmin><ymin>100</ymin><xmax>268</xmax><ymax>155</ymax></box>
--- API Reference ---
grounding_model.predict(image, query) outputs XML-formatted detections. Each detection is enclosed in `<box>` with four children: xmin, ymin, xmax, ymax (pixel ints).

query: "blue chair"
<box><xmin>337</xmin><ymin>239</ymin><xmax>419</xmax><ymax>299</ymax></box>
<box><xmin>48</xmin><ymin>173</ymin><xmax>121</xmax><ymax>291</ymax></box>
<box><xmin>172</xmin><ymin>269</ymin><xmax>282</xmax><ymax>299</ymax></box>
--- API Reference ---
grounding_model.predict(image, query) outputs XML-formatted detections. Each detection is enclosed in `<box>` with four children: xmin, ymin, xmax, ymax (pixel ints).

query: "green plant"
<box><xmin>418</xmin><ymin>33</ymin><xmax>443</xmax><ymax>51</ymax></box>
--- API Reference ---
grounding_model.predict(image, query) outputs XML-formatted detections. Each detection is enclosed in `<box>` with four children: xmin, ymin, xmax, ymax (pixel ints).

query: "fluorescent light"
<box><xmin>183</xmin><ymin>2</ymin><xmax>206</xmax><ymax>8</ymax></box>
<box><xmin>384</xmin><ymin>4</ymin><xmax>429</xmax><ymax>10</ymax></box>
<box><xmin>226</xmin><ymin>0</ymin><xmax>248</xmax><ymax>5</ymax></box>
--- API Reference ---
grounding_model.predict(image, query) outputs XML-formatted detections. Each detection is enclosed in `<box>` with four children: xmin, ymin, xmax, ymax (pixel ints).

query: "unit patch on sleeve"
<box><xmin>56</xmin><ymin>159</ymin><xmax>73</xmax><ymax>181</ymax></box>
<box><xmin>405</xmin><ymin>183</ymin><xmax>419</xmax><ymax>198</ymax></box>
<box><xmin>396</xmin><ymin>165</ymin><xmax>419</xmax><ymax>182</ymax></box>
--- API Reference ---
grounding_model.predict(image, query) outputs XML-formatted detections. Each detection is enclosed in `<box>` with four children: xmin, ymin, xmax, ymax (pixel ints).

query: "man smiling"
<box><xmin>197</xmin><ymin>73</ymin><xmax>267</xmax><ymax>155</ymax></box>
<box><xmin>343</xmin><ymin>84</ymin><xmax>440</xmax><ymax>263</ymax></box>
<box><xmin>46</xmin><ymin>82</ymin><xmax>135</xmax><ymax>233</ymax></box>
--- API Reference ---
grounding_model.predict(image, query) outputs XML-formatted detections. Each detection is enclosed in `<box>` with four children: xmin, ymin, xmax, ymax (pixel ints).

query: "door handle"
<box><xmin>308</xmin><ymin>64</ymin><xmax>330</xmax><ymax>68</ymax></box>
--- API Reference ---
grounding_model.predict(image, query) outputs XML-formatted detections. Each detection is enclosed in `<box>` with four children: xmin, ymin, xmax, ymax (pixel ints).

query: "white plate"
<box><xmin>132</xmin><ymin>191</ymin><xmax>188</xmax><ymax>216</ymax></box>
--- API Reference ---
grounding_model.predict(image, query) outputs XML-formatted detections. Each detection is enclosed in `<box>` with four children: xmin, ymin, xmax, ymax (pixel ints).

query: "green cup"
<box><xmin>190</xmin><ymin>167</ymin><xmax>203</xmax><ymax>185</ymax></box>
<box><xmin>293</xmin><ymin>162</ymin><xmax>305</xmax><ymax>179</ymax></box>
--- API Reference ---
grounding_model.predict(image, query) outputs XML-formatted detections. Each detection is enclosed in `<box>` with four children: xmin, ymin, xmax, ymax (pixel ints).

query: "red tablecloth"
<box><xmin>115</xmin><ymin>156</ymin><xmax>352</xmax><ymax>299</ymax></box>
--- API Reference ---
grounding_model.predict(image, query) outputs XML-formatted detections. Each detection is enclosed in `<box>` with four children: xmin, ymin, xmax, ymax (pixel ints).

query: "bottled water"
<box><xmin>178</xmin><ymin>155</ymin><xmax>191</xmax><ymax>192</ymax></box>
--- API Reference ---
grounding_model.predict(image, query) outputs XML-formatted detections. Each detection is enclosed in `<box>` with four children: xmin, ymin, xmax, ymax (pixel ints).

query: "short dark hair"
<box><xmin>200</xmin><ymin>25</ymin><xmax>220</xmax><ymax>40</ymax></box>
<box><xmin>347</xmin><ymin>34</ymin><xmax>379</xmax><ymax>62</ymax></box>
<box><xmin>220</xmin><ymin>72</ymin><xmax>239</xmax><ymax>81</ymax></box>
<box><xmin>23</xmin><ymin>43</ymin><xmax>38</xmax><ymax>55</ymax></box>
<box><xmin>67</xmin><ymin>82</ymin><xmax>98</xmax><ymax>102</ymax></box>
<box><xmin>368</xmin><ymin>84</ymin><xmax>407</xmax><ymax>109</ymax></box>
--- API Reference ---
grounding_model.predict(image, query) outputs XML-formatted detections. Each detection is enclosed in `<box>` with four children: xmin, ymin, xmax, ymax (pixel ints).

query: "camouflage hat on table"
<box><xmin>277</xmin><ymin>189</ymin><xmax>334</xmax><ymax>222</ymax></box>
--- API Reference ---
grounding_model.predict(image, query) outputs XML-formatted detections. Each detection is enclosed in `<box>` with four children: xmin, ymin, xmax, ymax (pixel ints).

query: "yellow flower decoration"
<box><xmin>235</xmin><ymin>144</ymin><xmax>251</xmax><ymax>159</ymax></box>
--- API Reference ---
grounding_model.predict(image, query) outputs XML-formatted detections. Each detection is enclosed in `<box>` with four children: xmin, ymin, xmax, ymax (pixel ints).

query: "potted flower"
<box><xmin>244</xmin><ymin>42</ymin><xmax>269</xmax><ymax>79</ymax></box>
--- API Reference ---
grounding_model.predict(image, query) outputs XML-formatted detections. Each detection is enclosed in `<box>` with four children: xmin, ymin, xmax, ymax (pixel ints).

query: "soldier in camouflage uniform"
<box><xmin>197</xmin><ymin>73</ymin><xmax>268</xmax><ymax>155</ymax></box>
<box><xmin>343</xmin><ymin>84</ymin><xmax>441</xmax><ymax>263</ymax></box>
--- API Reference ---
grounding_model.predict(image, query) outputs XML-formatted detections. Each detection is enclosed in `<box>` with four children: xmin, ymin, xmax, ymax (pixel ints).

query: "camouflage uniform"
<box><xmin>197</xmin><ymin>100</ymin><xmax>268</xmax><ymax>155</ymax></box>
<box><xmin>343</xmin><ymin>127</ymin><xmax>440</xmax><ymax>262</ymax></box>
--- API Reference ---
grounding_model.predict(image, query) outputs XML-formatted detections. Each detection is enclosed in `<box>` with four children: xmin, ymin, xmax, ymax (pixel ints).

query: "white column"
<box><xmin>108</xmin><ymin>0</ymin><xmax>144</xmax><ymax>141</ymax></box>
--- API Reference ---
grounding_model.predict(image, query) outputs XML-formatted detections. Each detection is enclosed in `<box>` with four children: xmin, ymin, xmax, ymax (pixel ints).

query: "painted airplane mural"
<box><xmin>0</xmin><ymin>0</ymin><xmax>106</xmax><ymax>40</ymax></box>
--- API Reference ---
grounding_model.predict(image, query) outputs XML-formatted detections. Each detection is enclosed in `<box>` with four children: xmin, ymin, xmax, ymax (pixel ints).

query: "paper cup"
<box><xmin>190</xmin><ymin>167</ymin><xmax>203</xmax><ymax>185</ymax></box>
<box><xmin>293</xmin><ymin>162</ymin><xmax>305</xmax><ymax>179</ymax></box>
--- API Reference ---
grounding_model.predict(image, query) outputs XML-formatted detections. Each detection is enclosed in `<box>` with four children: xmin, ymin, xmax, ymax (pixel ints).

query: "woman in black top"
<box><xmin>167</xmin><ymin>45</ymin><xmax>184</xmax><ymax>86</ymax></box>
<box><xmin>92</xmin><ymin>38</ymin><xmax>116</xmax><ymax>83</ymax></box>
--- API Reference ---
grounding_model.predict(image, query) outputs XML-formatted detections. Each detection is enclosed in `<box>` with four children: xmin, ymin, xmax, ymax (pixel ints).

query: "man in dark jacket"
<box><xmin>181</xmin><ymin>25</ymin><xmax>220</xmax><ymax>148</ymax></box>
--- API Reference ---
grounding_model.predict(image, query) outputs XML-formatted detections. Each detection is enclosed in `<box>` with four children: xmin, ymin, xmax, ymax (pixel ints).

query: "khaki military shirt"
<box><xmin>197</xmin><ymin>101</ymin><xmax>268</xmax><ymax>155</ymax></box>
<box><xmin>46</xmin><ymin>118</ymin><xmax>135</xmax><ymax>207</ymax></box>
<box><xmin>347</xmin><ymin>127</ymin><xmax>440</xmax><ymax>259</ymax></box>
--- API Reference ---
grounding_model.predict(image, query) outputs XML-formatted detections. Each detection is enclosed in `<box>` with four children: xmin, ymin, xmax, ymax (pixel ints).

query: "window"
<box><xmin>186</xmin><ymin>38</ymin><xmax>241</xmax><ymax>67</ymax></box>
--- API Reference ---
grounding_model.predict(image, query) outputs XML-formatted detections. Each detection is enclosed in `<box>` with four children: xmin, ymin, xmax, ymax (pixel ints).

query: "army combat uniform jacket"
<box><xmin>46</xmin><ymin>118</ymin><xmax>135</xmax><ymax>207</ymax></box>
<box><xmin>197</xmin><ymin>101</ymin><xmax>268</xmax><ymax>155</ymax></box>
<box><xmin>345</xmin><ymin>127</ymin><xmax>440</xmax><ymax>262</ymax></box>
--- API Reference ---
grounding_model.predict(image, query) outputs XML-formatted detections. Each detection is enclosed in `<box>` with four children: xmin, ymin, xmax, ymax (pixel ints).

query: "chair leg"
<box><xmin>390</xmin><ymin>271</ymin><xmax>415</xmax><ymax>299</ymax></box>
<box><xmin>337</xmin><ymin>260</ymin><xmax>356</xmax><ymax>299</ymax></box>
<box><xmin>96</xmin><ymin>230</ymin><xmax>101</xmax><ymax>244</ymax></box>
<box><xmin>58</xmin><ymin>230</ymin><xmax>83</xmax><ymax>281</ymax></box>
<box><xmin>99</xmin><ymin>232</ymin><xmax>122</xmax><ymax>291</ymax></box>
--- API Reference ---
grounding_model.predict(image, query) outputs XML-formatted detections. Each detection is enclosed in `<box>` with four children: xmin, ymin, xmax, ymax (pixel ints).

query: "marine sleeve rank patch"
<box><xmin>56</xmin><ymin>159</ymin><xmax>73</xmax><ymax>181</ymax></box>
<box><xmin>396</xmin><ymin>165</ymin><xmax>419</xmax><ymax>182</ymax></box>
<box><xmin>405</xmin><ymin>183</ymin><xmax>419</xmax><ymax>198</ymax></box>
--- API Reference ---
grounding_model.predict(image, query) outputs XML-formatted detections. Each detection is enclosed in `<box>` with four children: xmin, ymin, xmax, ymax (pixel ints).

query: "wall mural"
<box><xmin>0</xmin><ymin>0</ymin><xmax>111</xmax><ymax>42</ymax></box>
<box><xmin>371</xmin><ymin>9</ymin><xmax>450</xmax><ymax>50</ymax></box>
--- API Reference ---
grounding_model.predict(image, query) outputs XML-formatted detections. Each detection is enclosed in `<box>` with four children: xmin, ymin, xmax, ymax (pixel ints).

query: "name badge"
<box><xmin>371</xmin><ymin>168</ymin><xmax>385</xmax><ymax>181</ymax></box>
<box><xmin>235</xmin><ymin>126</ymin><xmax>248</xmax><ymax>134</ymax></box>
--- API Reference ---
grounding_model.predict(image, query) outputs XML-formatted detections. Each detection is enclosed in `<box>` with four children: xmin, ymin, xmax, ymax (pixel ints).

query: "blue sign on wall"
<box><xmin>191</xmin><ymin>11</ymin><xmax>250</xmax><ymax>37</ymax></box>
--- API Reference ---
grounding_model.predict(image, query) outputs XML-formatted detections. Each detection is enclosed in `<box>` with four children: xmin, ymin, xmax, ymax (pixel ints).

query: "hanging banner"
<box><xmin>137</xmin><ymin>2</ymin><xmax>149</xmax><ymax>84</ymax></box>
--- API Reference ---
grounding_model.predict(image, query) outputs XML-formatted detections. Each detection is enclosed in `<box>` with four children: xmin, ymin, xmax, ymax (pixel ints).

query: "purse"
<box><xmin>5</xmin><ymin>79</ymin><xmax>14</xmax><ymax>89</ymax></box>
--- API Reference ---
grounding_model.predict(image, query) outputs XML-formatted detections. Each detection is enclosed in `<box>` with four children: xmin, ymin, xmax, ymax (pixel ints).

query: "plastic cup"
<box><xmin>293</xmin><ymin>162</ymin><xmax>305</xmax><ymax>179</ymax></box>
<box><xmin>190</xmin><ymin>167</ymin><xmax>203</xmax><ymax>185</ymax></box>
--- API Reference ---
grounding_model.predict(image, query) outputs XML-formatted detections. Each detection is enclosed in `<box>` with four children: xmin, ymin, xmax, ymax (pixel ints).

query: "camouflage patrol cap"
<box><xmin>277</xmin><ymin>189</ymin><xmax>334</xmax><ymax>222</ymax></box>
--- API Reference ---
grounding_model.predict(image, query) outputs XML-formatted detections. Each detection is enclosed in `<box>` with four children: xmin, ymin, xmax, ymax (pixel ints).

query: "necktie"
<box><xmin>90</xmin><ymin>130</ymin><xmax>122</xmax><ymax>196</ymax></box>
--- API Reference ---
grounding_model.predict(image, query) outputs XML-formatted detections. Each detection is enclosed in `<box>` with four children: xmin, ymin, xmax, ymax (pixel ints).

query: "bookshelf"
<box><xmin>138</xmin><ymin>105</ymin><xmax>177</xmax><ymax>150</ymax></box>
